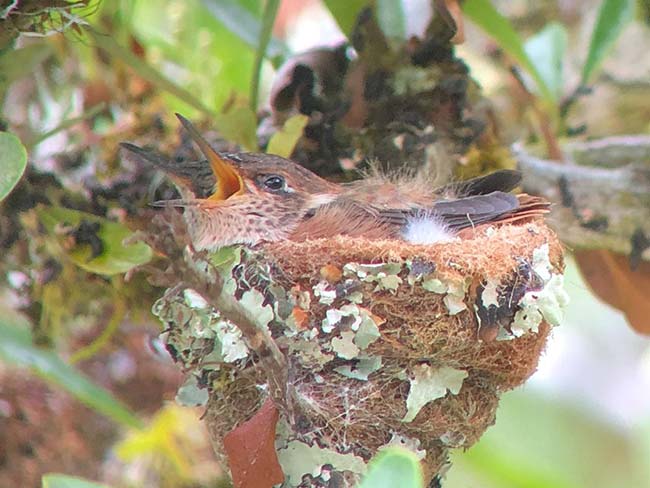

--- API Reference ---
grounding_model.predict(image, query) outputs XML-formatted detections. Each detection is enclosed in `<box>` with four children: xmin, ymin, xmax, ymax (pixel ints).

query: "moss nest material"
<box><xmin>155</xmin><ymin>221</ymin><xmax>566</xmax><ymax>486</ymax></box>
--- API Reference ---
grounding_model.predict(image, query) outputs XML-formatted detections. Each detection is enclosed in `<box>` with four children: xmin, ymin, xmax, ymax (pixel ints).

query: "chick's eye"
<box><xmin>263</xmin><ymin>175</ymin><xmax>285</xmax><ymax>191</ymax></box>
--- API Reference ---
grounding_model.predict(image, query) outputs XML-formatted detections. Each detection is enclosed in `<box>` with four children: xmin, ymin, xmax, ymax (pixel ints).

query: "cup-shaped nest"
<box><xmin>156</xmin><ymin>221</ymin><xmax>566</xmax><ymax>487</ymax></box>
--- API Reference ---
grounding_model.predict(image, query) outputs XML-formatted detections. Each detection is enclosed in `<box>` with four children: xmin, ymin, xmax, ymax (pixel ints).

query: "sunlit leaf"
<box><xmin>447</xmin><ymin>387</ymin><xmax>650</xmax><ymax>488</ymax></box>
<box><xmin>251</xmin><ymin>0</ymin><xmax>280</xmax><ymax>110</ymax></box>
<box><xmin>116</xmin><ymin>404</ymin><xmax>194</xmax><ymax>477</ymax></box>
<box><xmin>37</xmin><ymin>206</ymin><xmax>153</xmax><ymax>276</ymax></box>
<box><xmin>42</xmin><ymin>474</ymin><xmax>110</xmax><ymax>488</ymax></box>
<box><xmin>463</xmin><ymin>0</ymin><xmax>552</xmax><ymax>101</ymax></box>
<box><xmin>358</xmin><ymin>447</ymin><xmax>424</xmax><ymax>488</ymax></box>
<box><xmin>201</xmin><ymin>0</ymin><xmax>288</xmax><ymax>62</ymax></box>
<box><xmin>0</xmin><ymin>132</ymin><xmax>27</xmax><ymax>202</ymax></box>
<box><xmin>581</xmin><ymin>0</ymin><xmax>635</xmax><ymax>84</ymax></box>
<box><xmin>215</xmin><ymin>104</ymin><xmax>259</xmax><ymax>151</ymax></box>
<box><xmin>323</xmin><ymin>0</ymin><xmax>368</xmax><ymax>36</ymax></box>
<box><xmin>127</xmin><ymin>0</ymin><xmax>255</xmax><ymax>115</ymax></box>
<box><xmin>0</xmin><ymin>308</ymin><xmax>142</xmax><ymax>429</ymax></box>
<box><xmin>85</xmin><ymin>26</ymin><xmax>214</xmax><ymax>116</ymax></box>
<box><xmin>524</xmin><ymin>22</ymin><xmax>568</xmax><ymax>102</ymax></box>
<box><xmin>377</xmin><ymin>0</ymin><xmax>406</xmax><ymax>39</ymax></box>
<box><xmin>0</xmin><ymin>43</ymin><xmax>54</xmax><ymax>96</ymax></box>
<box><xmin>266</xmin><ymin>114</ymin><xmax>308</xmax><ymax>158</ymax></box>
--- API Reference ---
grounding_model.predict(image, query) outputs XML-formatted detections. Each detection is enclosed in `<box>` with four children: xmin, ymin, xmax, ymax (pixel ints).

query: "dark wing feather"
<box><xmin>428</xmin><ymin>192</ymin><xmax>519</xmax><ymax>230</ymax></box>
<box><xmin>370</xmin><ymin>192</ymin><xmax>519</xmax><ymax>232</ymax></box>
<box><xmin>437</xmin><ymin>169</ymin><xmax>522</xmax><ymax>196</ymax></box>
<box><xmin>293</xmin><ymin>191</ymin><xmax>547</xmax><ymax>241</ymax></box>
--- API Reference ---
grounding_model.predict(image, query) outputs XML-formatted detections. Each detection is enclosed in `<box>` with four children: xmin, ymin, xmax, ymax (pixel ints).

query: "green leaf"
<box><xmin>0</xmin><ymin>43</ymin><xmax>54</xmax><ymax>97</ymax></box>
<box><xmin>84</xmin><ymin>26</ymin><xmax>214</xmax><ymax>116</ymax></box>
<box><xmin>0</xmin><ymin>309</ymin><xmax>142</xmax><ymax>429</ymax></box>
<box><xmin>447</xmin><ymin>387</ymin><xmax>650</xmax><ymax>488</ymax></box>
<box><xmin>377</xmin><ymin>0</ymin><xmax>406</xmax><ymax>39</ymax></box>
<box><xmin>36</xmin><ymin>206</ymin><xmax>153</xmax><ymax>276</ymax></box>
<box><xmin>524</xmin><ymin>23</ymin><xmax>568</xmax><ymax>102</ymax></box>
<box><xmin>463</xmin><ymin>0</ymin><xmax>553</xmax><ymax>101</ymax></box>
<box><xmin>323</xmin><ymin>0</ymin><xmax>368</xmax><ymax>36</ymax></box>
<box><xmin>42</xmin><ymin>474</ymin><xmax>111</xmax><ymax>488</ymax></box>
<box><xmin>359</xmin><ymin>447</ymin><xmax>424</xmax><ymax>488</ymax></box>
<box><xmin>251</xmin><ymin>0</ymin><xmax>281</xmax><ymax>111</ymax></box>
<box><xmin>0</xmin><ymin>132</ymin><xmax>27</xmax><ymax>202</ymax></box>
<box><xmin>201</xmin><ymin>0</ymin><xmax>288</xmax><ymax>61</ymax></box>
<box><xmin>126</xmin><ymin>0</ymin><xmax>256</xmax><ymax>115</ymax></box>
<box><xmin>581</xmin><ymin>0</ymin><xmax>635</xmax><ymax>84</ymax></box>
<box><xmin>266</xmin><ymin>114</ymin><xmax>308</xmax><ymax>157</ymax></box>
<box><xmin>214</xmin><ymin>104</ymin><xmax>259</xmax><ymax>151</ymax></box>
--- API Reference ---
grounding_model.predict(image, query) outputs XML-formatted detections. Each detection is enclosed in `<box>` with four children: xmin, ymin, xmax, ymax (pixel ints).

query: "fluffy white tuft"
<box><xmin>403</xmin><ymin>213</ymin><xmax>457</xmax><ymax>244</ymax></box>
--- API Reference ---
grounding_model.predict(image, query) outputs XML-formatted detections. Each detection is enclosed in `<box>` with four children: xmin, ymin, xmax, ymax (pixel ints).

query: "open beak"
<box><xmin>176</xmin><ymin>113</ymin><xmax>244</xmax><ymax>201</ymax></box>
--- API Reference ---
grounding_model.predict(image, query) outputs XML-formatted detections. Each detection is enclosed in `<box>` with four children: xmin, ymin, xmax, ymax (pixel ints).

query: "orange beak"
<box><xmin>176</xmin><ymin>113</ymin><xmax>244</xmax><ymax>201</ymax></box>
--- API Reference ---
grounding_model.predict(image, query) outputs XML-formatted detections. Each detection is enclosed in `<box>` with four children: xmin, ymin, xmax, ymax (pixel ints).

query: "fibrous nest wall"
<box><xmin>154</xmin><ymin>221</ymin><xmax>566</xmax><ymax>487</ymax></box>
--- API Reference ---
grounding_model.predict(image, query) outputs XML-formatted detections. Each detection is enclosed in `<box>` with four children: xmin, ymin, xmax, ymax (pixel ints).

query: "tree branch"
<box><xmin>514</xmin><ymin>136</ymin><xmax>650</xmax><ymax>261</ymax></box>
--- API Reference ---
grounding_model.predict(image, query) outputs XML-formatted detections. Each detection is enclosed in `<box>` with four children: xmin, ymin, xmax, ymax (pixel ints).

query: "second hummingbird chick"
<box><xmin>121</xmin><ymin>114</ymin><xmax>549</xmax><ymax>250</ymax></box>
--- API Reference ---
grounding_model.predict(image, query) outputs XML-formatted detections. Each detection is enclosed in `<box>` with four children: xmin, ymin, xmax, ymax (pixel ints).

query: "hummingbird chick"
<box><xmin>121</xmin><ymin>114</ymin><xmax>549</xmax><ymax>250</ymax></box>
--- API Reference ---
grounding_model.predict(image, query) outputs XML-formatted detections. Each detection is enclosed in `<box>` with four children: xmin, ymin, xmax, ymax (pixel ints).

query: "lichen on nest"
<box><xmin>152</xmin><ymin>220</ymin><xmax>566</xmax><ymax>486</ymax></box>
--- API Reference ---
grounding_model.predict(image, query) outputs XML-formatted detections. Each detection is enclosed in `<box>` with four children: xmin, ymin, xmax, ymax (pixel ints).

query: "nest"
<box><xmin>155</xmin><ymin>221</ymin><xmax>566</xmax><ymax>487</ymax></box>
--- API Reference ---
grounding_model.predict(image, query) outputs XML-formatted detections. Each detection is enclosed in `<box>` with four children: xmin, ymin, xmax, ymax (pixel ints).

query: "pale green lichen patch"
<box><xmin>354</xmin><ymin>309</ymin><xmax>381</xmax><ymax>349</ymax></box>
<box><xmin>531</xmin><ymin>244</ymin><xmax>553</xmax><ymax>281</ymax></box>
<box><xmin>321</xmin><ymin>304</ymin><xmax>380</xmax><ymax>339</ymax></box>
<box><xmin>403</xmin><ymin>364</ymin><xmax>468</xmax><ymax>422</ymax></box>
<box><xmin>239</xmin><ymin>288</ymin><xmax>274</xmax><ymax>328</ymax></box>
<box><xmin>320</xmin><ymin>301</ymin><xmax>383</xmax><ymax>363</ymax></box>
<box><xmin>322</xmin><ymin>306</ymin><xmax>352</xmax><ymax>333</ymax></box>
<box><xmin>175</xmin><ymin>374</ymin><xmax>209</xmax><ymax>407</ymax></box>
<box><xmin>210</xmin><ymin>246</ymin><xmax>243</xmax><ymax>295</ymax></box>
<box><xmin>213</xmin><ymin>320</ymin><xmax>249</xmax><ymax>362</ymax></box>
<box><xmin>313</xmin><ymin>280</ymin><xmax>337</xmax><ymax>305</ymax></box>
<box><xmin>277</xmin><ymin>440</ymin><xmax>367</xmax><ymax>486</ymax></box>
<box><xmin>443</xmin><ymin>294</ymin><xmax>467</xmax><ymax>315</ymax></box>
<box><xmin>443</xmin><ymin>278</ymin><xmax>469</xmax><ymax>315</ymax></box>
<box><xmin>405</xmin><ymin>259</ymin><xmax>437</xmax><ymax>285</ymax></box>
<box><xmin>512</xmin><ymin>274</ymin><xmax>568</xmax><ymax>334</ymax></box>
<box><xmin>334</xmin><ymin>355</ymin><xmax>383</xmax><ymax>380</ymax></box>
<box><xmin>419</xmin><ymin>273</ymin><xmax>469</xmax><ymax>314</ymax></box>
<box><xmin>268</xmin><ymin>284</ymin><xmax>292</xmax><ymax>321</ymax></box>
<box><xmin>287</xmin><ymin>337</ymin><xmax>334</xmax><ymax>368</ymax></box>
<box><xmin>422</xmin><ymin>278</ymin><xmax>447</xmax><ymax>293</ymax></box>
<box><xmin>510</xmin><ymin>244</ymin><xmax>569</xmax><ymax>337</ymax></box>
<box><xmin>332</xmin><ymin>330</ymin><xmax>361</xmax><ymax>359</ymax></box>
<box><xmin>153</xmin><ymin>286</ymin><xmax>249</xmax><ymax>368</ymax></box>
<box><xmin>343</xmin><ymin>262</ymin><xmax>403</xmax><ymax>293</ymax></box>
<box><xmin>480</xmin><ymin>278</ymin><xmax>500</xmax><ymax>308</ymax></box>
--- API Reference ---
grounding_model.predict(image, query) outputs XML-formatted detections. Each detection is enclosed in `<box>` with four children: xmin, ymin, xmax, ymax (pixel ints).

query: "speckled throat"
<box><xmin>184</xmin><ymin>192</ymin><xmax>317</xmax><ymax>250</ymax></box>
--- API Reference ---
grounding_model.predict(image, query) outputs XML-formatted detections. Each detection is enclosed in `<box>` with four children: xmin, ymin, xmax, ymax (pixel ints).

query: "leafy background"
<box><xmin>1</xmin><ymin>0</ymin><xmax>649</xmax><ymax>487</ymax></box>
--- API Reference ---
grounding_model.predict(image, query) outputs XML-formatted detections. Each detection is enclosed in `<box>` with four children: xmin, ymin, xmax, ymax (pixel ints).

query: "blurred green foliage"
<box><xmin>358</xmin><ymin>447</ymin><xmax>424</xmax><ymax>488</ymax></box>
<box><xmin>41</xmin><ymin>474</ymin><xmax>110</xmax><ymax>488</ymax></box>
<box><xmin>0</xmin><ymin>306</ymin><xmax>142</xmax><ymax>429</ymax></box>
<box><xmin>0</xmin><ymin>132</ymin><xmax>27</xmax><ymax>201</ymax></box>
<box><xmin>37</xmin><ymin>206</ymin><xmax>152</xmax><ymax>275</ymax></box>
